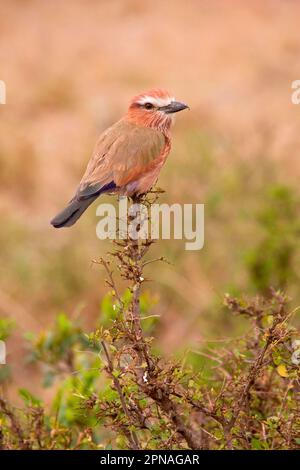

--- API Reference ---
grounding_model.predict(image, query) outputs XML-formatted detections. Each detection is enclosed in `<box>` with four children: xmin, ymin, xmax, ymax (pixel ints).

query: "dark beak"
<box><xmin>160</xmin><ymin>101</ymin><xmax>189</xmax><ymax>114</ymax></box>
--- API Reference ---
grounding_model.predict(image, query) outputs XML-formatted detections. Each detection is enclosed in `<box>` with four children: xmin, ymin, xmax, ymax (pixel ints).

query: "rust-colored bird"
<box><xmin>51</xmin><ymin>88</ymin><xmax>188</xmax><ymax>228</ymax></box>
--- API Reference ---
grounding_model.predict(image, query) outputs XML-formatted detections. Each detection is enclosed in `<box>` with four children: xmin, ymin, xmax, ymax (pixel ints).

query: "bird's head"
<box><xmin>126</xmin><ymin>88</ymin><xmax>189</xmax><ymax>132</ymax></box>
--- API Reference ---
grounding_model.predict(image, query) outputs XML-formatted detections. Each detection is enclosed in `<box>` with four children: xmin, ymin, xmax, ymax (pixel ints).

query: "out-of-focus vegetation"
<box><xmin>0</xmin><ymin>0</ymin><xmax>300</xmax><ymax>449</ymax></box>
<box><xmin>0</xmin><ymin>286</ymin><xmax>299</xmax><ymax>449</ymax></box>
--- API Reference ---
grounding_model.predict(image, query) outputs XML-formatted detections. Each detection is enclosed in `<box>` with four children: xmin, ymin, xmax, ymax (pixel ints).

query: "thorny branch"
<box><xmin>94</xmin><ymin>194</ymin><xmax>299</xmax><ymax>450</ymax></box>
<box><xmin>101</xmin><ymin>340</ymin><xmax>140</xmax><ymax>450</ymax></box>
<box><xmin>0</xmin><ymin>397</ymin><xmax>30</xmax><ymax>449</ymax></box>
<box><xmin>97</xmin><ymin>193</ymin><xmax>203</xmax><ymax>449</ymax></box>
<box><xmin>1</xmin><ymin>196</ymin><xmax>299</xmax><ymax>449</ymax></box>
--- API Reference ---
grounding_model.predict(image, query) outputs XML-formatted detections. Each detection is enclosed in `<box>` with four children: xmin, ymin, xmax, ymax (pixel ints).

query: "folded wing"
<box><xmin>77</xmin><ymin>119</ymin><xmax>165</xmax><ymax>197</ymax></box>
<box><xmin>51</xmin><ymin>120</ymin><xmax>166</xmax><ymax>228</ymax></box>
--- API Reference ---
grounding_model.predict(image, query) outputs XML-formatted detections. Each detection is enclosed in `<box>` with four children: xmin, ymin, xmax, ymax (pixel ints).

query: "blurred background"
<box><xmin>0</xmin><ymin>0</ymin><xmax>300</xmax><ymax>401</ymax></box>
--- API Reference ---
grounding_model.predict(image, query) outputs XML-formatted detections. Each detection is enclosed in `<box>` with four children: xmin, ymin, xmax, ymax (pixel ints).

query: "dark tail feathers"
<box><xmin>51</xmin><ymin>195</ymin><xmax>98</xmax><ymax>228</ymax></box>
<box><xmin>51</xmin><ymin>181</ymin><xmax>117</xmax><ymax>228</ymax></box>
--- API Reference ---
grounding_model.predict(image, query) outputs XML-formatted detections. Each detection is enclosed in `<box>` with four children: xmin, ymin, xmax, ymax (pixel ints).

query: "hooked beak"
<box><xmin>160</xmin><ymin>101</ymin><xmax>189</xmax><ymax>114</ymax></box>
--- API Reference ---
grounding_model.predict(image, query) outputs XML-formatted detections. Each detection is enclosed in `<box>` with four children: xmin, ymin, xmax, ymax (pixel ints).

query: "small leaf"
<box><xmin>277</xmin><ymin>364</ymin><xmax>289</xmax><ymax>378</ymax></box>
<box><xmin>19</xmin><ymin>388</ymin><xmax>41</xmax><ymax>406</ymax></box>
<box><xmin>251</xmin><ymin>438</ymin><xmax>263</xmax><ymax>450</ymax></box>
<box><xmin>102</xmin><ymin>330</ymin><xmax>112</xmax><ymax>343</ymax></box>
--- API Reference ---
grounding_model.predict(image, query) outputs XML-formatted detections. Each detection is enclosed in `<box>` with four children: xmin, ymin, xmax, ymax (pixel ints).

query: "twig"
<box><xmin>0</xmin><ymin>397</ymin><xmax>30</xmax><ymax>449</ymax></box>
<box><xmin>100</xmin><ymin>341</ymin><xmax>140</xmax><ymax>450</ymax></box>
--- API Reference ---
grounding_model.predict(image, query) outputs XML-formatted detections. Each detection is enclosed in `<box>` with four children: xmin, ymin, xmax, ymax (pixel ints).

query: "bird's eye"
<box><xmin>144</xmin><ymin>102</ymin><xmax>154</xmax><ymax>110</ymax></box>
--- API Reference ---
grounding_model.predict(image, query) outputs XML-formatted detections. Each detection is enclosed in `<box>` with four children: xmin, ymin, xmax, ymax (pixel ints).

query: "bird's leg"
<box><xmin>148</xmin><ymin>186</ymin><xmax>165</xmax><ymax>195</ymax></box>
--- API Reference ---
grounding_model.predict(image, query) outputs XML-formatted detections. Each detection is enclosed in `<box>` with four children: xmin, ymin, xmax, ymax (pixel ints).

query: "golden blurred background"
<box><xmin>1</xmin><ymin>0</ymin><xmax>300</xmax><ymax>400</ymax></box>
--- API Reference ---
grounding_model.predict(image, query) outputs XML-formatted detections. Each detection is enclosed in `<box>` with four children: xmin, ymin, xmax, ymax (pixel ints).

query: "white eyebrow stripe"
<box><xmin>137</xmin><ymin>95</ymin><xmax>175</xmax><ymax>107</ymax></box>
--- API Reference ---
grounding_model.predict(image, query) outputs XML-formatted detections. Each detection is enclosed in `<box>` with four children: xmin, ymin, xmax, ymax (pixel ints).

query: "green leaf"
<box><xmin>251</xmin><ymin>438</ymin><xmax>263</xmax><ymax>450</ymax></box>
<box><xmin>43</xmin><ymin>370</ymin><xmax>56</xmax><ymax>388</ymax></box>
<box><xmin>57</xmin><ymin>313</ymin><xmax>72</xmax><ymax>333</ymax></box>
<box><xmin>19</xmin><ymin>388</ymin><xmax>41</xmax><ymax>406</ymax></box>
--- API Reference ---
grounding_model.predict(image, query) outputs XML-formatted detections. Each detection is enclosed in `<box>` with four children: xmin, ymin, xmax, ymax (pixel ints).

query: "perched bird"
<box><xmin>51</xmin><ymin>88</ymin><xmax>188</xmax><ymax>228</ymax></box>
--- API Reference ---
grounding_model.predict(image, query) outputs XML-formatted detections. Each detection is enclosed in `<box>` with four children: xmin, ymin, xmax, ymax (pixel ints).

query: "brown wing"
<box><xmin>77</xmin><ymin>119</ymin><xmax>165</xmax><ymax>198</ymax></box>
<box><xmin>111</xmin><ymin>123</ymin><xmax>166</xmax><ymax>186</ymax></box>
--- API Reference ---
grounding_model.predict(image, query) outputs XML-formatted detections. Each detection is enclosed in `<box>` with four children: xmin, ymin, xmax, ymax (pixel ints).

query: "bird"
<box><xmin>51</xmin><ymin>88</ymin><xmax>189</xmax><ymax>228</ymax></box>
